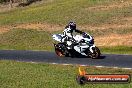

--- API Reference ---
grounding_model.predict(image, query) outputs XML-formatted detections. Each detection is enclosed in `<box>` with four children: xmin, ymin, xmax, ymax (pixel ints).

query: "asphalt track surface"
<box><xmin>0</xmin><ymin>50</ymin><xmax>132</xmax><ymax>68</ymax></box>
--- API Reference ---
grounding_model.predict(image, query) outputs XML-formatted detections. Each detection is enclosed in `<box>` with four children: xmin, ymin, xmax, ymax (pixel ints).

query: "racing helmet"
<box><xmin>68</xmin><ymin>21</ymin><xmax>76</xmax><ymax>30</ymax></box>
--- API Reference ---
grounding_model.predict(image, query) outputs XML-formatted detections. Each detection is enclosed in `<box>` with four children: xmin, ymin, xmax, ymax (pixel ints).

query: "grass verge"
<box><xmin>99</xmin><ymin>46</ymin><xmax>132</xmax><ymax>55</ymax></box>
<box><xmin>0</xmin><ymin>60</ymin><xmax>132</xmax><ymax>88</ymax></box>
<box><xmin>0</xmin><ymin>29</ymin><xmax>53</xmax><ymax>50</ymax></box>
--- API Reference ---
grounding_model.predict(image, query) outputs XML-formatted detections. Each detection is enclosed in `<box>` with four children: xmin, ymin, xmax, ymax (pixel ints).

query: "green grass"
<box><xmin>0</xmin><ymin>0</ymin><xmax>131</xmax><ymax>25</ymax></box>
<box><xmin>100</xmin><ymin>46</ymin><xmax>132</xmax><ymax>54</ymax></box>
<box><xmin>0</xmin><ymin>60</ymin><xmax>132</xmax><ymax>88</ymax></box>
<box><xmin>0</xmin><ymin>29</ymin><xmax>53</xmax><ymax>50</ymax></box>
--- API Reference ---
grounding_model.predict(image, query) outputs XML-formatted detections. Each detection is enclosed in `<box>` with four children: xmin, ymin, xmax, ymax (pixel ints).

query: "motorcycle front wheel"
<box><xmin>90</xmin><ymin>47</ymin><xmax>100</xmax><ymax>59</ymax></box>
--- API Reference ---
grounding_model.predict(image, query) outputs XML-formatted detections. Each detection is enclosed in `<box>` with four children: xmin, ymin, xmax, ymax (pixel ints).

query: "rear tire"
<box><xmin>54</xmin><ymin>43</ymin><xmax>69</xmax><ymax>57</ymax></box>
<box><xmin>55</xmin><ymin>48</ymin><xmax>65</xmax><ymax>57</ymax></box>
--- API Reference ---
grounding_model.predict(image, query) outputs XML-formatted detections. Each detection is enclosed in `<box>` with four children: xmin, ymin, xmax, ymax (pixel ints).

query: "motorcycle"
<box><xmin>52</xmin><ymin>32</ymin><xmax>100</xmax><ymax>59</ymax></box>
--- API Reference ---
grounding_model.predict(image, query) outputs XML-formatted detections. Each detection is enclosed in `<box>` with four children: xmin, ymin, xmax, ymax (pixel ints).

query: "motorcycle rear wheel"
<box><xmin>54</xmin><ymin>43</ymin><xmax>70</xmax><ymax>57</ymax></box>
<box><xmin>55</xmin><ymin>48</ymin><xmax>65</xmax><ymax>57</ymax></box>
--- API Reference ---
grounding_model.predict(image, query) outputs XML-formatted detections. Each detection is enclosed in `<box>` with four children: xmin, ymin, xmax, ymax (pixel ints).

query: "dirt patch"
<box><xmin>80</xmin><ymin>17</ymin><xmax>132</xmax><ymax>31</ymax></box>
<box><xmin>95</xmin><ymin>34</ymin><xmax>132</xmax><ymax>46</ymax></box>
<box><xmin>0</xmin><ymin>3</ymin><xmax>19</xmax><ymax>13</ymax></box>
<box><xmin>81</xmin><ymin>22</ymin><xmax>132</xmax><ymax>31</ymax></box>
<box><xmin>86</xmin><ymin>1</ymin><xmax>132</xmax><ymax>11</ymax></box>
<box><xmin>0</xmin><ymin>22</ymin><xmax>63</xmax><ymax>34</ymax></box>
<box><xmin>0</xmin><ymin>20</ymin><xmax>131</xmax><ymax>34</ymax></box>
<box><xmin>12</xmin><ymin>22</ymin><xmax>63</xmax><ymax>31</ymax></box>
<box><xmin>0</xmin><ymin>26</ymin><xmax>10</xmax><ymax>34</ymax></box>
<box><xmin>0</xmin><ymin>16</ymin><xmax>132</xmax><ymax>33</ymax></box>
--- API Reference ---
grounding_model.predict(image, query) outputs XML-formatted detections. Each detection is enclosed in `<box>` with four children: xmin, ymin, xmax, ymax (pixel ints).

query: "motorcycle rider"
<box><xmin>62</xmin><ymin>21</ymin><xmax>84</xmax><ymax>49</ymax></box>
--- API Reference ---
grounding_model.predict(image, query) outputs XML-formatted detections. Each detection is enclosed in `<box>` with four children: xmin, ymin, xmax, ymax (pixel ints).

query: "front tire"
<box><xmin>90</xmin><ymin>47</ymin><xmax>100</xmax><ymax>59</ymax></box>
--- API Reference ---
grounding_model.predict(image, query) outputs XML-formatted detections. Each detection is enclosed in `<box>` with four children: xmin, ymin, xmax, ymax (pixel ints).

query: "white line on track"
<box><xmin>16</xmin><ymin>61</ymin><xmax>132</xmax><ymax>70</ymax></box>
<box><xmin>50</xmin><ymin>63</ymin><xmax>132</xmax><ymax>70</ymax></box>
